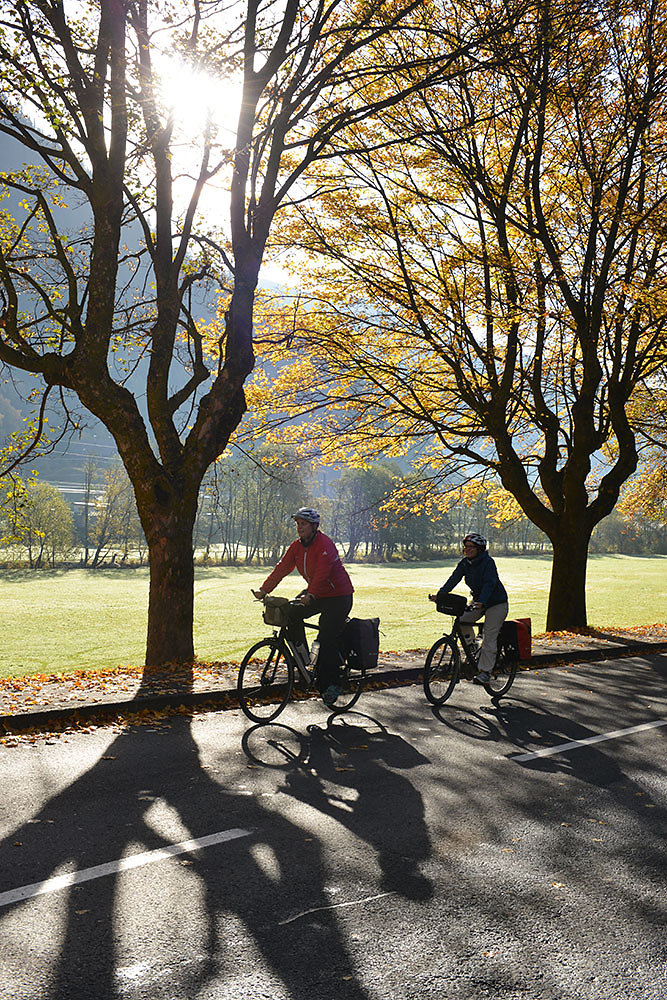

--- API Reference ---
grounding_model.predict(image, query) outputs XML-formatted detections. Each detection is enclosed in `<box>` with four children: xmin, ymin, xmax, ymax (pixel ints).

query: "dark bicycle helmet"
<box><xmin>291</xmin><ymin>507</ymin><xmax>321</xmax><ymax>524</ymax></box>
<box><xmin>463</xmin><ymin>532</ymin><xmax>487</xmax><ymax>549</ymax></box>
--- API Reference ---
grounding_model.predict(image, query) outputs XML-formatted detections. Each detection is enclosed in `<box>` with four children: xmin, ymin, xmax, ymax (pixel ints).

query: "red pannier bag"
<box><xmin>500</xmin><ymin>618</ymin><xmax>532</xmax><ymax>660</ymax></box>
<box><xmin>515</xmin><ymin>618</ymin><xmax>531</xmax><ymax>660</ymax></box>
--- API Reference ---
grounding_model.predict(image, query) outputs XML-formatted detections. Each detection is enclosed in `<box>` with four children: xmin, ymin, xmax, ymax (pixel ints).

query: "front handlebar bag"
<box><xmin>262</xmin><ymin>596</ymin><xmax>291</xmax><ymax>627</ymax></box>
<box><xmin>436</xmin><ymin>593</ymin><xmax>468</xmax><ymax>617</ymax></box>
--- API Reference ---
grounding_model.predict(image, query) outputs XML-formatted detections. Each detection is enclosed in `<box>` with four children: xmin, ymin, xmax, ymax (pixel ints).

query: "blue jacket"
<box><xmin>438</xmin><ymin>550</ymin><xmax>507</xmax><ymax>608</ymax></box>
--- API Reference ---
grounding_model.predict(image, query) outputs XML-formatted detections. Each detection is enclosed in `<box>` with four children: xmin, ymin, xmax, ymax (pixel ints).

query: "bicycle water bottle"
<box><xmin>309</xmin><ymin>640</ymin><xmax>320</xmax><ymax>667</ymax></box>
<box><xmin>294</xmin><ymin>641</ymin><xmax>309</xmax><ymax>663</ymax></box>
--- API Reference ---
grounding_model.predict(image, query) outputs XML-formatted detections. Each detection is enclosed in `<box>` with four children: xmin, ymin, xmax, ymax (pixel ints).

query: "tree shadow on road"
<box><xmin>0</xmin><ymin>716</ymin><xmax>375</xmax><ymax>1000</ymax></box>
<box><xmin>488</xmin><ymin>692</ymin><xmax>664</xmax><ymax>789</ymax></box>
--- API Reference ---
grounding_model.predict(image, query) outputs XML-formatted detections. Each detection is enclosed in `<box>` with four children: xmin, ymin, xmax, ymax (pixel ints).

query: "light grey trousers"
<box><xmin>460</xmin><ymin>601</ymin><xmax>509</xmax><ymax>674</ymax></box>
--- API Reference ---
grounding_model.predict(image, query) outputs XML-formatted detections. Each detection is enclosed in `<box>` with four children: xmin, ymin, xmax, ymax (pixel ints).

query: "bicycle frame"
<box><xmin>279</xmin><ymin>620</ymin><xmax>320</xmax><ymax>689</ymax></box>
<box><xmin>449</xmin><ymin>618</ymin><xmax>483</xmax><ymax>678</ymax></box>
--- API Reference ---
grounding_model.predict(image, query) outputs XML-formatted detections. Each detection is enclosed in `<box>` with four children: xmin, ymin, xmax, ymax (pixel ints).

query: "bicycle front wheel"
<box><xmin>483</xmin><ymin>642</ymin><xmax>518</xmax><ymax>699</ymax></box>
<box><xmin>423</xmin><ymin>637</ymin><xmax>459</xmax><ymax>705</ymax></box>
<box><xmin>237</xmin><ymin>638</ymin><xmax>293</xmax><ymax>723</ymax></box>
<box><xmin>328</xmin><ymin>663</ymin><xmax>364</xmax><ymax>713</ymax></box>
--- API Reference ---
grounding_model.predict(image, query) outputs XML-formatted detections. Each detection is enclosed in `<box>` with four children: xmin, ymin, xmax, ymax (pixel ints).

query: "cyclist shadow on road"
<box><xmin>431</xmin><ymin>701</ymin><xmax>499</xmax><ymax>742</ymax></box>
<box><xmin>0</xmin><ymin>716</ymin><xmax>375</xmax><ymax>1000</ymax></box>
<box><xmin>279</xmin><ymin>714</ymin><xmax>434</xmax><ymax>903</ymax></box>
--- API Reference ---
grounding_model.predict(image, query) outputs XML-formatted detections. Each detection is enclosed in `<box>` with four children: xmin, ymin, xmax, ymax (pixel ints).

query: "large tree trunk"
<box><xmin>145</xmin><ymin>521</ymin><xmax>196</xmax><ymax>667</ymax></box>
<box><xmin>545</xmin><ymin>523</ymin><xmax>593</xmax><ymax>631</ymax></box>
<box><xmin>124</xmin><ymin>449</ymin><xmax>204</xmax><ymax>676</ymax></box>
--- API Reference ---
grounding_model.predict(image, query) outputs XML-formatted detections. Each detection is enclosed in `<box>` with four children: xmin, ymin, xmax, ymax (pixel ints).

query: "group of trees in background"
<box><xmin>2</xmin><ymin>444</ymin><xmax>664</xmax><ymax>568</ymax></box>
<box><xmin>0</xmin><ymin>461</ymin><xmax>143</xmax><ymax>567</ymax></box>
<box><xmin>1</xmin><ymin>1</ymin><xmax>666</xmax><ymax>658</ymax></box>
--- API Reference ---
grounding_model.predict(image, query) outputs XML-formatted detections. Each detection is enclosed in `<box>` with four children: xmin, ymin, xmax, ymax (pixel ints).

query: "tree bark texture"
<box><xmin>545</xmin><ymin>525</ymin><xmax>592</xmax><ymax>632</ymax></box>
<box><xmin>144</xmin><ymin>508</ymin><xmax>198</xmax><ymax>667</ymax></box>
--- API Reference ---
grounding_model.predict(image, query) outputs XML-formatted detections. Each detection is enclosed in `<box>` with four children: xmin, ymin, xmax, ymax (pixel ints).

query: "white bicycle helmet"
<box><xmin>292</xmin><ymin>507</ymin><xmax>321</xmax><ymax>525</ymax></box>
<box><xmin>463</xmin><ymin>532</ymin><xmax>487</xmax><ymax>549</ymax></box>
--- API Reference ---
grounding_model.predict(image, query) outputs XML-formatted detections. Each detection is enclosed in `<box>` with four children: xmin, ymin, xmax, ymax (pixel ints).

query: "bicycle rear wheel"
<box><xmin>237</xmin><ymin>638</ymin><xmax>293</xmax><ymax>723</ymax></box>
<box><xmin>423</xmin><ymin>637</ymin><xmax>459</xmax><ymax>705</ymax></box>
<box><xmin>328</xmin><ymin>662</ymin><xmax>364</xmax><ymax>713</ymax></box>
<box><xmin>483</xmin><ymin>641</ymin><xmax>518</xmax><ymax>699</ymax></box>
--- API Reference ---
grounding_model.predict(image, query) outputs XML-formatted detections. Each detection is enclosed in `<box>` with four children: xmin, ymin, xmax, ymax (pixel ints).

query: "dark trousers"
<box><xmin>286</xmin><ymin>593</ymin><xmax>353</xmax><ymax>690</ymax></box>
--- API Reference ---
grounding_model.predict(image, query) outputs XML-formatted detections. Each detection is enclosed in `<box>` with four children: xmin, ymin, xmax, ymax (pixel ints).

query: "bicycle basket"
<box><xmin>262</xmin><ymin>596</ymin><xmax>291</xmax><ymax>627</ymax></box>
<box><xmin>435</xmin><ymin>593</ymin><xmax>468</xmax><ymax>617</ymax></box>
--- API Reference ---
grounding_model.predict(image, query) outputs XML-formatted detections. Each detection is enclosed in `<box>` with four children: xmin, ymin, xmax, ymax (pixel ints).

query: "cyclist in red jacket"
<box><xmin>252</xmin><ymin>507</ymin><xmax>354</xmax><ymax>705</ymax></box>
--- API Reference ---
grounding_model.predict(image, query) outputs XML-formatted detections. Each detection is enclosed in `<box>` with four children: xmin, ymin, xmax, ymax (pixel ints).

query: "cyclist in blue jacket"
<box><xmin>431</xmin><ymin>533</ymin><xmax>508</xmax><ymax>684</ymax></box>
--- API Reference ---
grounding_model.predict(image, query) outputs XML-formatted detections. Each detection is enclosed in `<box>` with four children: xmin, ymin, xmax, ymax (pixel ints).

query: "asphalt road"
<box><xmin>1</xmin><ymin>653</ymin><xmax>665</xmax><ymax>1000</ymax></box>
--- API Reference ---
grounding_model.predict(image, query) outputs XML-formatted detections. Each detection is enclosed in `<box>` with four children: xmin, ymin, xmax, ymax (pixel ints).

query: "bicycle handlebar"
<box><xmin>252</xmin><ymin>589</ymin><xmax>312</xmax><ymax>607</ymax></box>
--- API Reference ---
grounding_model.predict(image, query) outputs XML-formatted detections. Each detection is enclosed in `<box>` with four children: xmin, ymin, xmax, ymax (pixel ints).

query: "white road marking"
<box><xmin>278</xmin><ymin>890</ymin><xmax>395</xmax><ymax>926</ymax></box>
<box><xmin>0</xmin><ymin>827</ymin><xmax>252</xmax><ymax>908</ymax></box>
<box><xmin>507</xmin><ymin>719</ymin><xmax>667</xmax><ymax>762</ymax></box>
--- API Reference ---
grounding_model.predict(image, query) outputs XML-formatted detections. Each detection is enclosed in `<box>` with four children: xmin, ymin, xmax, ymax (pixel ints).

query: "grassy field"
<box><xmin>0</xmin><ymin>554</ymin><xmax>665</xmax><ymax>679</ymax></box>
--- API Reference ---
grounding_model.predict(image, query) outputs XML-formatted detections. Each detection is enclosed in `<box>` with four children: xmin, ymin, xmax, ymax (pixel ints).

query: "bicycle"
<box><xmin>237</xmin><ymin>595</ymin><xmax>365</xmax><ymax>723</ymax></box>
<box><xmin>423</xmin><ymin>593</ymin><xmax>518</xmax><ymax>705</ymax></box>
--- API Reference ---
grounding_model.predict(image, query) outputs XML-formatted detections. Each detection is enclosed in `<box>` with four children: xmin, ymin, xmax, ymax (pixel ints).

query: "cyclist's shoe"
<box><xmin>474</xmin><ymin>671</ymin><xmax>491</xmax><ymax>684</ymax></box>
<box><xmin>322</xmin><ymin>684</ymin><xmax>342</xmax><ymax>706</ymax></box>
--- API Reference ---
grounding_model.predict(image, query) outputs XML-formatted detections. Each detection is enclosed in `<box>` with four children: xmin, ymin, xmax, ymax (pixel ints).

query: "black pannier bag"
<box><xmin>341</xmin><ymin>617</ymin><xmax>380</xmax><ymax>671</ymax></box>
<box><xmin>436</xmin><ymin>593</ymin><xmax>468</xmax><ymax>617</ymax></box>
<box><xmin>499</xmin><ymin>619</ymin><xmax>520</xmax><ymax>658</ymax></box>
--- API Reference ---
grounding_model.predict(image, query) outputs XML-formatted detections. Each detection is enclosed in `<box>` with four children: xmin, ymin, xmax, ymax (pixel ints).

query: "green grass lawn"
<box><xmin>0</xmin><ymin>554</ymin><xmax>665</xmax><ymax>679</ymax></box>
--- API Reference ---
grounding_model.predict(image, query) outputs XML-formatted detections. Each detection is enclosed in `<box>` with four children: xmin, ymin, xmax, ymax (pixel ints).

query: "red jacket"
<box><xmin>261</xmin><ymin>531</ymin><xmax>354</xmax><ymax>599</ymax></box>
